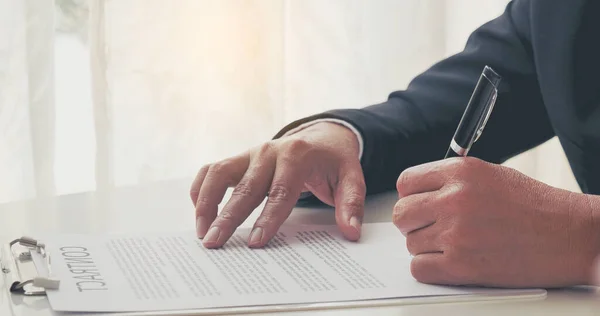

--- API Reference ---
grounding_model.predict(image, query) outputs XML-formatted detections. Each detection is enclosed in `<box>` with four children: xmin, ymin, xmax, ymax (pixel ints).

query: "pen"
<box><xmin>444</xmin><ymin>65</ymin><xmax>502</xmax><ymax>158</ymax></box>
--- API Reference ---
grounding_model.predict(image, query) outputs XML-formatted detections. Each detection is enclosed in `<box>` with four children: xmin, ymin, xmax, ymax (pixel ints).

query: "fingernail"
<box><xmin>203</xmin><ymin>226</ymin><xmax>221</xmax><ymax>245</ymax></box>
<box><xmin>350</xmin><ymin>216</ymin><xmax>361</xmax><ymax>232</ymax></box>
<box><xmin>196</xmin><ymin>216</ymin><xmax>210</xmax><ymax>238</ymax></box>
<box><xmin>249</xmin><ymin>227</ymin><xmax>264</xmax><ymax>246</ymax></box>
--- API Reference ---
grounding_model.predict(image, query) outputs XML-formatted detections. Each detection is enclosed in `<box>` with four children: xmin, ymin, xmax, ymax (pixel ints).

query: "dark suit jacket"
<box><xmin>275</xmin><ymin>0</ymin><xmax>600</xmax><ymax>196</ymax></box>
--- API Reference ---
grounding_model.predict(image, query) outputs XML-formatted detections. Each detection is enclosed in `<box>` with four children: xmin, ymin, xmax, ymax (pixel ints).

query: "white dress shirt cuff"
<box><xmin>283</xmin><ymin>118</ymin><xmax>364</xmax><ymax>160</ymax></box>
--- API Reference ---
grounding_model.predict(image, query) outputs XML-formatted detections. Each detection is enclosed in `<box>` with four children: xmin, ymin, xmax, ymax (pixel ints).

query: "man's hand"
<box><xmin>393</xmin><ymin>157</ymin><xmax>600</xmax><ymax>288</ymax></box>
<box><xmin>190</xmin><ymin>122</ymin><xmax>365</xmax><ymax>248</ymax></box>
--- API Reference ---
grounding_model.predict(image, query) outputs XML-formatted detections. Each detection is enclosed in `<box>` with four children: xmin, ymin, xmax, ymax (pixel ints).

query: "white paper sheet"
<box><xmin>31</xmin><ymin>223</ymin><xmax>543</xmax><ymax>313</ymax></box>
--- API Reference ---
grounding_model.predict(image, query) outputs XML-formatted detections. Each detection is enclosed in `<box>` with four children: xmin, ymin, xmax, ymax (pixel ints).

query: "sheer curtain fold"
<box><xmin>25</xmin><ymin>0</ymin><xmax>56</xmax><ymax>198</ymax></box>
<box><xmin>90</xmin><ymin>0</ymin><xmax>113</xmax><ymax>191</ymax></box>
<box><xmin>0</xmin><ymin>0</ymin><xmax>55</xmax><ymax>203</ymax></box>
<box><xmin>0</xmin><ymin>0</ymin><xmax>580</xmax><ymax>205</ymax></box>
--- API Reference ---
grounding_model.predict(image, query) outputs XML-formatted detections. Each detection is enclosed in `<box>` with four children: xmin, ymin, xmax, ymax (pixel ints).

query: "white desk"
<box><xmin>1</xmin><ymin>178</ymin><xmax>599</xmax><ymax>316</ymax></box>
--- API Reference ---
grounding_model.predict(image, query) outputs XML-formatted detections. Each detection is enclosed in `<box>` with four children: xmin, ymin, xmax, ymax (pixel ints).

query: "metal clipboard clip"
<box><xmin>1</xmin><ymin>236</ymin><xmax>60</xmax><ymax>296</ymax></box>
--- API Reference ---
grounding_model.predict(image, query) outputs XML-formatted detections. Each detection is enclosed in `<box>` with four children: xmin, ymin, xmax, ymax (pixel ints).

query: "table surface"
<box><xmin>1</xmin><ymin>178</ymin><xmax>599</xmax><ymax>316</ymax></box>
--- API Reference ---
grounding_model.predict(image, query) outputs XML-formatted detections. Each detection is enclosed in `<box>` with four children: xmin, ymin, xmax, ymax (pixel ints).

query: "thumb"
<box><xmin>334</xmin><ymin>162</ymin><xmax>366</xmax><ymax>241</ymax></box>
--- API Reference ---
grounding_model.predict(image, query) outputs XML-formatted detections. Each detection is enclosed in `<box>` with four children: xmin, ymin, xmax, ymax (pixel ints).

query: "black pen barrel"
<box><xmin>449</xmin><ymin>66</ymin><xmax>501</xmax><ymax>156</ymax></box>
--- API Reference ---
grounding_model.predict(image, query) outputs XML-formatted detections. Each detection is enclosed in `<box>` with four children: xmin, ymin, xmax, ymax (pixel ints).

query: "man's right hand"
<box><xmin>189</xmin><ymin>122</ymin><xmax>366</xmax><ymax>249</ymax></box>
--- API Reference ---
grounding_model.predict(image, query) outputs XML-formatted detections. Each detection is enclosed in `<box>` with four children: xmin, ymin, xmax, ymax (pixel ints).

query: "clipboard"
<box><xmin>1</xmin><ymin>233</ymin><xmax>548</xmax><ymax>315</ymax></box>
<box><xmin>1</xmin><ymin>236</ymin><xmax>60</xmax><ymax>296</ymax></box>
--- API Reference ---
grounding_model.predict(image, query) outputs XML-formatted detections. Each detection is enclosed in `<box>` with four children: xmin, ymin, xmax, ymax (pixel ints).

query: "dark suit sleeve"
<box><xmin>274</xmin><ymin>0</ymin><xmax>555</xmax><ymax>196</ymax></box>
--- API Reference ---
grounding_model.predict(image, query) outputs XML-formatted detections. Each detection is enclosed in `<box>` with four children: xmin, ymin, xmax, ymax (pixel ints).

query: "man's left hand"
<box><xmin>393</xmin><ymin>157</ymin><xmax>600</xmax><ymax>288</ymax></box>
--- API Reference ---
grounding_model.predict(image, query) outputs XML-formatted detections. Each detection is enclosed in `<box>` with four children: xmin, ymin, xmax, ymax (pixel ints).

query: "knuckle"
<box><xmin>405</xmin><ymin>236</ymin><xmax>417</xmax><ymax>255</ymax></box>
<box><xmin>257</xmin><ymin>142</ymin><xmax>276</xmax><ymax>157</ymax></box>
<box><xmin>279</xmin><ymin>152</ymin><xmax>300</xmax><ymax>166</ymax></box>
<box><xmin>443</xmin><ymin>227</ymin><xmax>476</xmax><ymax>255</ymax></box>
<box><xmin>447</xmin><ymin>156</ymin><xmax>468</xmax><ymax>168</ymax></box>
<box><xmin>445</xmin><ymin>158</ymin><xmax>466</xmax><ymax>174</ymax></box>
<box><xmin>463</xmin><ymin>156</ymin><xmax>483</xmax><ymax>167</ymax></box>
<box><xmin>209</xmin><ymin>160</ymin><xmax>231</xmax><ymax>175</ymax></box>
<box><xmin>194</xmin><ymin>165</ymin><xmax>211</xmax><ymax>180</ymax></box>
<box><xmin>195</xmin><ymin>199</ymin><xmax>216</xmax><ymax>218</ymax></box>
<box><xmin>409</xmin><ymin>259</ymin><xmax>431</xmax><ymax>283</ymax></box>
<box><xmin>232</xmin><ymin>181</ymin><xmax>256</xmax><ymax>198</ymax></box>
<box><xmin>195</xmin><ymin>195</ymin><xmax>212</xmax><ymax>209</ymax></box>
<box><xmin>190</xmin><ymin>189</ymin><xmax>199</xmax><ymax>202</ymax></box>
<box><xmin>439</xmin><ymin>229</ymin><xmax>454</xmax><ymax>245</ymax></box>
<box><xmin>208</xmin><ymin>161</ymin><xmax>239</xmax><ymax>186</ymax></box>
<box><xmin>396</xmin><ymin>169</ymin><xmax>413</xmax><ymax>193</ymax></box>
<box><xmin>392</xmin><ymin>200</ymin><xmax>407</xmax><ymax>224</ymax></box>
<box><xmin>284</xmin><ymin>138</ymin><xmax>311</xmax><ymax>153</ymax></box>
<box><xmin>199</xmin><ymin>164</ymin><xmax>211</xmax><ymax>175</ymax></box>
<box><xmin>190</xmin><ymin>165</ymin><xmax>211</xmax><ymax>197</ymax></box>
<box><xmin>447</xmin><ymin>157</ymin><xmax>480</xmax><ymax>178</ymax></box>
<box><xmin>442</xmin><ymin>182</ymin><xmax>471</xmax><ymax>211</ymax></box>
<box><xmin>280</xmin><ymin>138</ymin><xmax>314</xmax><ymax>164</ymax></box>
<box><xmin>267</xmin><ymin>184</ymin><xmax>292</xmax><ymax>203</ymax></box>
<box><xmin>343</xmin><ymin>193</ymin><xmax>364</xmax><ymax>213</ymax></box>
<box><xmin>217</xmin><ymin>210</ymin><xmax>237</xmax><ymax>223</ymax></box>
<box><xmin>305</xmin><ymin>174</ymin><xmax>326</xmax><ymax>188</ymax></box>
<box><xmin>440</xmin><ymin>229</ymin><xmax>463</xmax><ymax>249</ymax></box>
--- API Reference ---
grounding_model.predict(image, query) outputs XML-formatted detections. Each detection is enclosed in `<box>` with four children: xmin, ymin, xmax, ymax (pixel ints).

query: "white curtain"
<box><xmin>0</xmin><ymin>0</ymin><xmax>580</xmax><ymax>205</ymax></box>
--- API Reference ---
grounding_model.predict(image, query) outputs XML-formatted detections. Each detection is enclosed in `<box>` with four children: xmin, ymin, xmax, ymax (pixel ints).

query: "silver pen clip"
<box><xmin>473</xmin><ymin>68</ymin><xmax>501</xmax><ymax>143</ymax></box>
<box><xmin>473</xmin><ymin>88</ymin><xmax>498</xmax><ymax>143</ymax></box>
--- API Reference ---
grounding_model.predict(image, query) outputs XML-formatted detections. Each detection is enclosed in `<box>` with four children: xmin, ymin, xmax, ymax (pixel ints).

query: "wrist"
<box><xmin>286</xmin><ymin>121</ymin><xmax>361</xmax><ymax>158</ymax></box>
<box><xmin>281</xmin><ymin>119</ymin><xmax>363</xmax><ymax>160</ymax></box>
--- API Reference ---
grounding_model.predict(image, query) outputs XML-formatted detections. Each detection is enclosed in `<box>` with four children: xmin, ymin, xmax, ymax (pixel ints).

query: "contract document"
<box><xmin>30</xmin><ymin>223</ymin><xmax>545</xmax><ymax>313</ymax></box>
